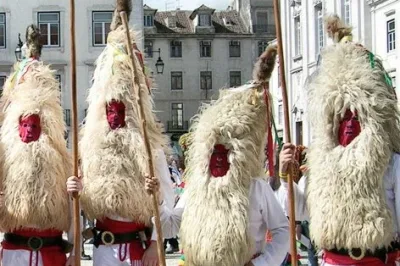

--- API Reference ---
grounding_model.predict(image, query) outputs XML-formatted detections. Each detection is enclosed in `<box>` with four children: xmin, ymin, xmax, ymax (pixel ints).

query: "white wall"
<box><xmin>146</xmin><ymin>36</ymin><xmax>254</xmax><ymax>127</ymax></box>
<box><xmin>369</xmin><ymin>0</ymin><xmax>399</xmax><ymax>94</ymax></box>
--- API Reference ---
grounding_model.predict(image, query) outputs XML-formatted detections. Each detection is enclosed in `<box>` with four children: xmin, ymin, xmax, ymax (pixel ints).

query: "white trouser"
<box><xmin>93</xmin><ymin>243</ymin><xmax>142</xmax><ymax>266</ymax></box>
<box><xmin>2</xmin><ymin>249</ymin><xmax>43</xmax><ymax>266</ymax></box>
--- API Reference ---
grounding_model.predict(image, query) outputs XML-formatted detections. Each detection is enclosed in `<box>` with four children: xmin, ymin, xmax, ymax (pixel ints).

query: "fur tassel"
<box><xmin>25</xmin><ymin>24</ymin><xmax>42</xmax><ymax>58</ymax></box>
<box><xmin>253</xmin><ymin>45</ymin><xmax>277</xmax><ymax>82</ymax></box>
<box><xmin>110</xmin><ymin>0</ymin><xmax>132</xmax><ymax>31</ymax></box>
<box><xmin>324</xmin><ymin>14</ymin><xmax>352</xmax><ymax>43</ymax></box>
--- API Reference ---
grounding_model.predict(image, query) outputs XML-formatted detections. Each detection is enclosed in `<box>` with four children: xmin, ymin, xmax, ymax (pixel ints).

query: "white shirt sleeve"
<box><xmin>158</xmin><ymin>192</ymin><xmax>186</xmax><ymax>239</ymax></box>
<box><xmin>392</xmin><ymin>154</ymin><xmax>400</xmax><ymax>235</ymax></box>
<box><xmin>151</xmin><ymin>149</ymin><xmax>175</xmax><ymax>240</ymax></box>
<box><xmin>280</xmin><ymin>177</ymin><xmax>309</xmax><ymax>222</ymax></box>
<box><xmin>252</xmin><ymin>182</ymin><xmax>289</xmax><ymax>266</ymax></box>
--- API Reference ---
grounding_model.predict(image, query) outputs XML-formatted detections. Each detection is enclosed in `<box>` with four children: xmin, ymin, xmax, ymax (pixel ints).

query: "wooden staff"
<box><xmin>120</xmin><ymin>11</ymin><xmax>167</xmax><ymax>266</ymax></box>
<box><xmin>69</xmin><ymin>0</ymin><xmax>81</xmax><ymax>265</ymax></box>
<box><xmin>272</xmin><ymin>0</ymin><xmax>298</xmax><ymax>265</ymax></box>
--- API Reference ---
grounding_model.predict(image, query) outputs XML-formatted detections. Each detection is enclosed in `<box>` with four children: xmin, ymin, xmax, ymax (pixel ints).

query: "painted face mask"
<box><xmin>19</xmin><ymin>114</ymin><xmax>41</xmax><ymax>143</ymax></box>
<box><xmin>338</xmin><ymin>109</ymin><xmax>361</xmax><ymax>147</ymax></box>
<box><xmin>106</xmin><ymin>100</ymin><xmax>126</xmax><ymax>130</ymax></box>
<box><xmin>209</xmin><ymin>144</ymin><xmax>230</xmax><ymax>178</ymax></box>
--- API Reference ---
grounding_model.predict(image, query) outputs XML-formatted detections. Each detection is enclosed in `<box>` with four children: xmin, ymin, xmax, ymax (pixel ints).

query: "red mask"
<box><xmin>209</xmin><ymin>144</ymin><xmax>230</xmax><ymax>178</ymax></box>
<box><xmin>338</xmin><ymin>109</ymin><xmax>361</xmax><ymax>147</ymax></box>
<box><xmin>19</xmin><ymin>115</ymin><xmax>41</xmax><ymax>143</ymax></box>
<box><xmin>106</xmin><ymin>100</ymin><xmax>126</xmax><ymax>130</ymax></box>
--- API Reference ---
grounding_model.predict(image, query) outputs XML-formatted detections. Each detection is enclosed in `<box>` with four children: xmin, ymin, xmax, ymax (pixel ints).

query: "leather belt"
<box><xmin>329</xmin><ymin>242</ymin><xmax>400</xmax><ymax>263</ymax></box>
<box><xmin>92</xmin><ymin>228</ymin><xmax>144</xmax><ymax>248</ymax></box>
<box><xmin>4</xmin><ymin>233</ymin><xmax>73</xmax><ymax>253</ymax></box>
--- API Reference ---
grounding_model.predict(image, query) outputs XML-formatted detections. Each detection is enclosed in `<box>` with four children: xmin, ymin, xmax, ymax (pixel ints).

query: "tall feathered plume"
<box><xmin>324</xmin><ymin>14</ymin><xmax>352</xmax><ymax>43</ymax></box>
<box><xmin>253</xmin><ymin>45</ymin><xmax>277</xmax><ymax>82</ymax></box>
<box><xmin>25</xmin><ymin>24</ymin><xmax>42</xmax><ymax>58</ymax></box>
<box><xmin>110</xmin><ymin>0</ymin><xmax>132</xmax><ymax>31</ymax></box>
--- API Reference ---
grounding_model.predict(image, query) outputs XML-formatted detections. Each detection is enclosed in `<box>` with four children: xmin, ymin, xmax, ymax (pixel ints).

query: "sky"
<box><xmin>143</xmin><ymin>0</ymin><xmax>231</xmax><ymax>11</ymax></box>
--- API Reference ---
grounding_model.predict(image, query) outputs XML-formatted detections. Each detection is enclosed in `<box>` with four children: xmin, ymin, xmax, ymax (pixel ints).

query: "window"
<box><xmin>294</xmin><ymin>16</ymin><xmax>302</xmax><ymax>56</ymax></box>
<box><xmin>171</xmin><ymin>103</ymin><xmax>183</xmax><ymax>128</ymax></box>
<box><xmin>230</xmin><ymin>71</ymin><xmax>241</xmax><ymax>87</ymax></box>
<box><xmin>199</xmin><ymin>14</ymin><xmax>211</xmax><ymax>27</ymax></box>
<box><xmin>343</xmin><ymin>0</ymin><xmax>351</xmax><ymax>25</ymax></box>
<box><xmin>55</xmin><ymin>74</ymin><xmax>61</xmax><ymax>99</ymax></box>
<box><xmin>258</xmin><ymin>41</ymin><xmax>268</xmax><ymax>56</ymax></box>
<box><xmin>278</xmin><ymin>104</ymin><xmax>283</xmax><ymax>125</ymax></box>
<box><xmin>92</xmin><ymin>11</ymin><xmax>112</xmax><ymax>46</ymax></box>
<box><xmin>38</xmin><ymin>12</ymin><xmax>60</xmax><ymax>47</ymax></box>
<box><xmin>0</xmin><ymin>13</ymin><xmax>5</xmax><ymax>48</ymax></box>
<box><xmin>144</xmin><ymin>15</ymin><xmax>154</xmax><ymax>27</ymax></box>
<box><xmin>229</xmin><ymin>41</ymin><xmax>241</xmax><ymax>57</ymax></box>
<box><xmin>144</xmin><ymin>40</ymin><xmax>153</xmax><ymax>58</ymax></box>
<box><xmin>171</xmin><ymin>71</ymin><xmax>183</xmax><ymax>90</ymax></box>
<box><xmin>387</xmin><ymin>19</ymin><xmax>396</xmax><ymax>52</ymax></box>
<box><xmin>315</xmin><ymin>7</ymin><xmax>324</xmax><ymax>53</ymax></box>
<box><xmin>200</xmin><ymin>41</ymin><xmax>212</xmax><ymax>57</ymax></box>
<box><xmin>255</xmin><ymin>12</ymin><xmax>268</xmax><ymax>33</ymax></box>
<box><xmin>64</xmin><ymin>109</ymin><xmax>71</xmax><ymax>127</ymax></box>
<box><xmin>170</xmin><ymin>40</ymin><xmax>182</xmax><ymax>58</ymax></box>
<box><xmin>0</xmin><ymin>76</ymin><xmax>6</xmax><ymax>96</ymax></box>
<box><xmin>392</xmin><ymin>75</ymin><xmax>397</xmax><ymax>89</ymax></box>
<box><xmin>64</xmin><ymin>130</ymin><xmax>70</xmax><ymax>148</ymax></box>
<box><xmin>200</xmin><ymin>71</ymin><xmax>212</xmax><ymax>90</ymax></box>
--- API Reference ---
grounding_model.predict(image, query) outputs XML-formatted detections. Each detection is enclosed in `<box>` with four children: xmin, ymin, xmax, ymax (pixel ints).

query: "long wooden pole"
<box><xmin>272</xmin><ymin>0</ymin><xmax>298</xmax><ymax>265</ymax></box>
<box><xmin>69</xmin><ymin>0</ymin><xmax>81</xmax><ymax>265</ymax></box>
<box><xmin>120</xmin><ymin>12</ymin><xmax>166</xmax><ymax>266</ymax></box>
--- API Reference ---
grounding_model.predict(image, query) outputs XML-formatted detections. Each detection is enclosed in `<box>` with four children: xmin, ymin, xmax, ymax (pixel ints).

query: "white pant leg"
<box><xmin>2</xmin><ymin>249</ymin><xmax>43</xmax><ymax>266</ymax></box>
<box><xmin>93</xmin><ymin>244</ymin><xmax>135</xmax><ymax>266</ymax></box>
<box><xmin>321</xmin><ymin>259</ymin><xmax>357</xmax><ymax>266</ymax></box>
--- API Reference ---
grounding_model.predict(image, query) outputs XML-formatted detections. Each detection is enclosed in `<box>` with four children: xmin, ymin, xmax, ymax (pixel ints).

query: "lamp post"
<box><xmin>14</xmin><ymin>33</ymin><xmax>23</xmax><ymax>61</ymax></box>
<box><xmin>152</xmin><ymin>48</ymin><xmax>165</xmax><ymax>74</ymax></box>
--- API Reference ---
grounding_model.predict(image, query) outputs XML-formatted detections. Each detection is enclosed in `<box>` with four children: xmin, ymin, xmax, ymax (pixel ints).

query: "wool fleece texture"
<box><xmin>180</xmin><ymin>46</ymin><xmax>276</xmax><ymax>266</ymax></box>
<box><xmin>0</xmin><ymin>63</ymin><xmax>71</xmax><ymax>232</ymax></box>
<box><xmin>80</xmin><ymin>24</ymin><xmax>168</xmax><ymax>223</ymax></box>
<box><xmin>306</xmin><ymin>15</ymin><xmax>400</xmax><ymax>254</ymax></box>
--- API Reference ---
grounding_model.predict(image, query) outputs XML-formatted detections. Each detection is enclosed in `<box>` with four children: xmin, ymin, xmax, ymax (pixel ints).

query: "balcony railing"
<box><xmin>252</xmin><ymin>24</ymin><xmax>276</xmax><ymax>34</ymax></box>
<box><xmin>167</xmin><ymin>121</ymin><xmax>189</xmax><ymax>132</ymax></box>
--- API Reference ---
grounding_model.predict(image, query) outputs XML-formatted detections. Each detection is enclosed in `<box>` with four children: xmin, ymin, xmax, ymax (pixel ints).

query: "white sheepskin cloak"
<box><xmin>80</xmin><ymin>26</ymin><xmax>169</xmax><ymax>224</ymax></box>
<box><xmin>0</xmin><ymin>63</ymin><xmax>71</xmax><ymax>232</ymax></box>
<box><xmin>306</xmin><ymin>40</ymin><xmax>400</xmax><ymax>253</ymax></box>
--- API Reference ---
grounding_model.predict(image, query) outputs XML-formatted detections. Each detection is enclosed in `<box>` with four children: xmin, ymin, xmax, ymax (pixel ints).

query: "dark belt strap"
<box><xmin>329</xmin><ymin>242</ymin><xmax>400</xmax><ymax>263</ymax></box>
<box><xmin>4</xmin><ymin>233</ymin><xmax>73</xmax><ymax>253</ymax></box>
<box><xmin>92</xmin><ymin>228</ymin><xmax>143</xmax><ymax>248</ymax></box>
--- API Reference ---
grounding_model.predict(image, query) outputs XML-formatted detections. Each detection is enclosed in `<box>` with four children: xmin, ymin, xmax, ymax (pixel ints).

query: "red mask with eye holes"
<box><xmin>338</xmin><ymin>109</ymin><xmax>361</xmax><ymax>147</ymax></box>
<box><xmin>209</xmin><ymin>144</ymin><xmax>230</xmax><ymax>178</ymax></box>
<box><xmin>19</xmin><ymin>114</ymin><xmax>41</xmax><ymax>143</ymax></box>
<box><xmin>106</xmin><ymin>100</ymin><xmax>126</xmax><ymax>130</ymax></box>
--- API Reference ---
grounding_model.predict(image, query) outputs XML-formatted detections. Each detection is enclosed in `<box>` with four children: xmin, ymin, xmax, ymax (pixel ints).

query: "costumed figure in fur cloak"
<box><xmin>0</xmin><ymin>25</ymin><xmax>76</xmax><ymax>266</ymax></box>
<box><xmin>280</xmin><ymin>15</ymin><xmax>400</xmax><ymax>266</ymax></box>
<box><xmin>146</xmin><ymin>45</ymin><xmax>289</xmax><ymax>266</ymax></box>
<box><xmin>0</xmin><ymin>25</ymin><xmax>42</xmax><ymax>123</ymax></box>
<box><xmin>67</xmin><ymin>0</ymin><xmax>175</xmax><ymax>265</ymax></box>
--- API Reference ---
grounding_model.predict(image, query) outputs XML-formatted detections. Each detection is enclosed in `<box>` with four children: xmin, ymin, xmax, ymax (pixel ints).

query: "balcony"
<box><xmin>167</xmin><ymin>121</ymin><xmax>189</xmax><ymax>133</ymax></box>
<box><xmin>252</xmin><ymin>24</ymin><xmax>276</xmax><ymax>35</ymax></box>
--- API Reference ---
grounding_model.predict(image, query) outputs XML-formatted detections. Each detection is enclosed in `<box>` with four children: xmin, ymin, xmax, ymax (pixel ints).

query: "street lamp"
<box><xmin>152</xmin><ymin>48</ymin><xmax>165</xmax><ymax>74</ymax></box>
<box><xmin>15</xmin><ymin>33</ymin><xmax>23</xmax><ymax>61</ymax></box>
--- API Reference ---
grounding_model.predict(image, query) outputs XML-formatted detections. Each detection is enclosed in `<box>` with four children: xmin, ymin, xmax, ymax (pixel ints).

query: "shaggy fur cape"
<box><xmin>180</xmin><ymin>47</ymin><xmax>276</xmax><ymax>266</ymax></box>
<box><xmin>306</xmin><ymin>16</ymin><xmax>400</xmax><ymax>253</ymax></box>
<box><xmin>0</xmin><ymin>64</ymin><xmax>71</xmax><ymax>232</ymax></box>
<box><xmin>80</xmin><ymin>26</ymin><xmax>168</xmax><ymax>223</ymax></box>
